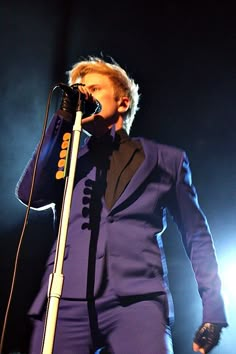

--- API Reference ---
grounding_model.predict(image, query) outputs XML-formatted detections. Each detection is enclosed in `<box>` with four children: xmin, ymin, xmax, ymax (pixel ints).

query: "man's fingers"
<box><xmin>79</xmin><ymin>85</ymin><xmax>90</xmax><ymax>98</ymax></box>
<box><xmin>193</xmin><ymin>342</ymin><xmax>205</xmax><ymax>353</ymax></box>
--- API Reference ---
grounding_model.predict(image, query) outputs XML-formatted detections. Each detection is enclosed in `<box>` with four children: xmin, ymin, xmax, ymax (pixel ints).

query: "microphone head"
<box><xmin>81</xmin><ymin>97</ymin><xmax>102</xmax><ymax>118</ymax></box>
<box><xmin>58</xmin><ymin>83</ymin><xmax>102</xmax><ymax>117</ymax></box>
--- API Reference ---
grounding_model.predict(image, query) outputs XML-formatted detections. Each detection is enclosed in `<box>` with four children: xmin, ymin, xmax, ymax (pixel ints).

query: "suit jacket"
<box><xmin>16</xmin><ymin>113</ymin><xmax>228</xmax><ymax>326</ymax></box>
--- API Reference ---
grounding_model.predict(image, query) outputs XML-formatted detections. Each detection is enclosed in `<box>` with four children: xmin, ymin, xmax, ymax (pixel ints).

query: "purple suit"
<box><xmin>16</xmin><ymin>113</ymin><xmax>227</xmax><ymax>350</ymax></box>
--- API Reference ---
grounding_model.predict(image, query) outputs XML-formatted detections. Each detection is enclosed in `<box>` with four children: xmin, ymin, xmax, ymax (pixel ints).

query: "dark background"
<box><xmin>0</xmin><ymin>1</ymin><xmax>236</xmax><ymax>353</ymax></box>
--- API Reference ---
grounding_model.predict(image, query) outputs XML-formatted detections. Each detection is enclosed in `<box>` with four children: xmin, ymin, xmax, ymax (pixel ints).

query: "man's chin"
<box><xmin>82</xmin><ymin>115</ymin><xmax>116</xmax><ymax>137</ymax></box>
<box><xmin>82</xmin><ymin>116</ymin><xmax>110</xmax><ymax>137</ymax></box>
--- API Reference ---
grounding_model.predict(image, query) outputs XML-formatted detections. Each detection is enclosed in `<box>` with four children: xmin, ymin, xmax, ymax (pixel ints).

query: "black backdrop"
<box><xmin>1</xmin><ymin>1</ymin><xmax>236</xmax><ymax>353</ymax></box>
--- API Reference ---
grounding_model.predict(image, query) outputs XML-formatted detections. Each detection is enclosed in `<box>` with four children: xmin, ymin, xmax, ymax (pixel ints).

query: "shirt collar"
<box><xmin>86</xmin><ymin>126</ymin><xmax>130</xmax><ymax>150</ymax></box>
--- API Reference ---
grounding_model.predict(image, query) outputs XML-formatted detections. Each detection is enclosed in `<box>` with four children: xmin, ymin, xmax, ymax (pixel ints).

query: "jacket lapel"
<box><xmin>109</xmin><ymin>138</ymin><xmax>158</xmax><ymax>212</ymax></box>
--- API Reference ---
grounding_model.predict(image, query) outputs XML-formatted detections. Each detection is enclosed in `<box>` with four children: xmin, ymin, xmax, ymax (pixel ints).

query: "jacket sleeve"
<box><xmin>167</xmin><ymin>151</ymin><xmax>228</xmax><ymax>326</ymax></box>
<box><xmin>15</xmin><ymin>112</ymin><xmax>73</xmax><ymax>209</ymax></box>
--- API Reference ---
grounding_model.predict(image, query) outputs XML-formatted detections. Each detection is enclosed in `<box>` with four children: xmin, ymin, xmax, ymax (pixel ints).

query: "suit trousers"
<box><xmin>28</xmin><ymin>281</ymin><xmax>174</xmax><ymax>354</ymax></box>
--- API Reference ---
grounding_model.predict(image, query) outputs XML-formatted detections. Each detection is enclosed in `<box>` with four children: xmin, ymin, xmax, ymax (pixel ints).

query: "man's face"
<box><xmin>74</xmin><ymin>72</ymin><xmax>127</xmax><ymax>136</ymax></box>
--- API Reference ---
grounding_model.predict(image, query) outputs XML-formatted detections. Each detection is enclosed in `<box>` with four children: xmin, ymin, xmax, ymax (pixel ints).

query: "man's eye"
<box><xmin>91</xmin><ymin>87</ymin><xmax>99</xmax><ymax>92</ymax></box>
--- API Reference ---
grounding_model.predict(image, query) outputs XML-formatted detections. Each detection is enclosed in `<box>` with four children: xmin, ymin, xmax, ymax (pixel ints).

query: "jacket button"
<box><xmin>107</xmin><ymin>216</ymin><xmax>114</xmax><ymax>223</ymax></box>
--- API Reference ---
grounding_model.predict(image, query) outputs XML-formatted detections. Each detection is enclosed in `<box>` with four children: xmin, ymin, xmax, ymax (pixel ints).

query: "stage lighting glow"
<box><xmin>219</xmin><ymin>255</ymin><xmax>236</xmax><ymax>308</ymax></box>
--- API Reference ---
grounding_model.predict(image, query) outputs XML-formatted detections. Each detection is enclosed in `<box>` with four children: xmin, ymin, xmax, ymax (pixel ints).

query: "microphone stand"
<box><xmin>40</xmin><ymin>93</ymin><xmax>85</xmax><ymax>354</ymax></box>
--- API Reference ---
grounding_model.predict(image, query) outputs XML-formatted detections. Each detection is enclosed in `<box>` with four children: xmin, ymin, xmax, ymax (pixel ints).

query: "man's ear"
<box><xmin>118</xmin><ymin>97</ymin><xmax>130</xmax><ymax>113</ymax></box>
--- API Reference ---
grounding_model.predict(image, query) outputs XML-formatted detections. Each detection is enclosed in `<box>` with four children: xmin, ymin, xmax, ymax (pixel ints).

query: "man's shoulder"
<box><xmin>131</xmin><ymin>136</ymin><xmax>187</xmax><ymax>174</ymax></box>
<box><xmin>131</xmin><ymin>136</ymin><xmax>185</xmax><ymax>156</ymax></box>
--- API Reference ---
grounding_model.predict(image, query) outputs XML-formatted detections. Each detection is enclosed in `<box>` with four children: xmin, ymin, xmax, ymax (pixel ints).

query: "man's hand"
<box><xmin>193</xmin><ymin>323</ymin><xmax>223</xmax><ymax>353</ymax></box>
<box><xmin>59</xmin><ymin>83</ymin><xmax>101</xmax><ymax>120</ymax></box>
<box><xmin>59</xmin><ymin>84</ymin><xmax>79</xmax><ymax>118</ymax></box>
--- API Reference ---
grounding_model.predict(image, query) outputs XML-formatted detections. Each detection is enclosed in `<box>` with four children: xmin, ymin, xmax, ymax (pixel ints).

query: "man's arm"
<box><xmin>16</xmin><ymin>89</ymin><xmax>77</xmax><ymax>209</ymax></box>
<box><xmin>167</xmin><ymin>151</ymin><xmax>228</xmax><ymax>352</ymax></box>
<box><xmin>16</xmin><ymin>113</ymin><xmax>73</xmax><ymax>209</ymax></box>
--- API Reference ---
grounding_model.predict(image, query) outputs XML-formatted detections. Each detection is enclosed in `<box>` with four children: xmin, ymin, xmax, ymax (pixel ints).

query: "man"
<box><xmin>16</xmin><ymin>56</ymin><xmax>228</xmax><ymax>353</ymax></box>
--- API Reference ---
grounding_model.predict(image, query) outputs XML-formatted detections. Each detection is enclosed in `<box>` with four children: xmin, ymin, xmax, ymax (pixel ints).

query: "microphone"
<box><xmin>58</xmin><ymin>83</ymin><xmax>102</xmax><ymax>118</ymax></box>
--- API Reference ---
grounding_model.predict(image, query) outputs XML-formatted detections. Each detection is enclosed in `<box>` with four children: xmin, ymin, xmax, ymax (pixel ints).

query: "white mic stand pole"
<box><xmin>40</xmin><ymin>93</ymin><xmax>85</xmax><ymax>354</ymax></box>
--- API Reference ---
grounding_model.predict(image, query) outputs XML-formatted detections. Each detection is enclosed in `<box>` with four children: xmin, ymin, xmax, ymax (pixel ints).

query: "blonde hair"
<box><xmin>67</xmin><ymin>56</ymin><xmax>140</xmax><ymax>133</ymax></box>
